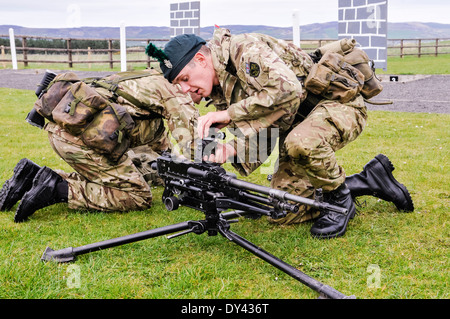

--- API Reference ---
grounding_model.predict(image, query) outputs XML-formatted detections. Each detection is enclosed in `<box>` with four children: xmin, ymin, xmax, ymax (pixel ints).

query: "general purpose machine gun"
<box><xmin>155</xmin><ymin>152</ymin><xmax>348</xmax><ymax>225</ymax></box>
<box><xmin>42</xmin><ymin>140</ymin><xmax>354</xmax><ymax>299</ymax></box>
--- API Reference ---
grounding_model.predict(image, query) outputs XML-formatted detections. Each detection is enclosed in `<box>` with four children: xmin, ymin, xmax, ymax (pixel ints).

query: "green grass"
<box><xmin>0</xmin><ymin>83</ymin><xmax>449</xmax><ymax>299</ymax></box>
<box><xmin>377</xmin><ymin>54</ymin><xmax>450</xmax><ymax>75</ymax></box>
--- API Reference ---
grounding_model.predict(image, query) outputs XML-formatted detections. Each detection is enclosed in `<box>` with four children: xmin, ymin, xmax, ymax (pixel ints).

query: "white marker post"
<box><xmin>120</xmin><ymin>21</ymin><xmax>127</xmax><ymax>72</ymax></box>
<box><xmin>9</xmin><ymin>28</ymin><xmax>18</xmax><ymax>70</ymax></box>
<box><xmin>292</xmin><ymin>10</ymin><xmax>300</xmax><ymax>48</ymax></box>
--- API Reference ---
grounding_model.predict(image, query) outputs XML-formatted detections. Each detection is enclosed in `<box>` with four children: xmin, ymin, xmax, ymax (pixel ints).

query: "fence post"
<box><xmin>435</xmin><ymin>39</ymin><xmax>438</xmax><ymax>57</ymax></box>
<box><xmin>400</xmin><ymin>39</ymin><xmax>404</xmax><ymax>58</ymax></box>
<box><xmin>9</xmin><ymin>28</ymin><xmax>18</xmax><ymax>70</ymax></box>
<box><xmin>120</xmin><ymin>21</ymin><xmax>127</xmax><ymax>72</ymax></box>
<box><xmin>88</xmin><ymin>47</ymin><xmax>91</xmax><ymax>69</ymax></box>
<box><xmin>1</xmin><ymin>45</ymin><xmax>6</xmax><ymax>68</ymax></box>
<box><xmin>292</xmin><ymin>9</ymin><xmax>300</xmax><ymax>48</ymax></box>
<box><xmin>67</xmin><ymin>38</ymin><xmax>73</xmax><ymax>68</ymax></box>
<box><xmin>22</xmin><ymin>37</ymin><xmax>28</xmax><ymax>67</ymax></box>
<box><xmin>418</xmin><ymin>39</ymin><xmax>422</xmax><ymax>58</ymax></box>
<box><xmin>108</xmin><ymin>39</ymin><xmax>114</xmax><ymax>69</ymax></box>
<box><xmin>146</xmin><ymin>39</ymin><xmax>151</xmax><ymax>68</ymax></box>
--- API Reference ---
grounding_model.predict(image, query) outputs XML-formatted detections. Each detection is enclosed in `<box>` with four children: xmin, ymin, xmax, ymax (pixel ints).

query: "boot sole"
<box><xmin>0</xmin><ymin>159</ymin><xmax>39</xmax><ymax>211</ymax></box>
<box><xmin>375</xmin><ymin>154</ymin><xmax>414</xmax><ymax>212</ymax></box>
<box><xmin>14</xmin><ymin>167</ymin><xmax>53</xmax><ymax>223</ymax></box>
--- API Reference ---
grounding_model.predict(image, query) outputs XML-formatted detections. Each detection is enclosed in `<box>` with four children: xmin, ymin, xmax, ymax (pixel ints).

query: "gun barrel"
<box><xmin>186</xmin><ymin>167</ymin><xmax>209</xmax><ymax>178</ymax></box>
<box><xmin>225</xmin><ymin>176</ymin><xmax>347</xmax><ymax>215</ymax></box>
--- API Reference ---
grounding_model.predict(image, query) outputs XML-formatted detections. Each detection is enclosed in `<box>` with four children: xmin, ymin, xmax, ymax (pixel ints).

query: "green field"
<box><xmin>0</xmin><ymin>80</ymin><xmax>448</xmax><ymax>300</ymax></box>
<box><xmin>378</xmin><ymin>54</ymin><xmax>450</xmax><ymax>75</ymax></box>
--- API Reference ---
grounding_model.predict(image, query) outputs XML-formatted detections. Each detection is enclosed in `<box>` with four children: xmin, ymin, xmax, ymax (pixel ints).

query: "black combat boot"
<box><xmin>14</xmin><ymin>167</ymin><xmax>68</xmax><ymax>223</ymax></box>
<box><xmin>346</xmin><ymin>154</ymin><xmax>414</xmax><ymax>212</ymax></box>
<box><xmin>0</xmin><ymin>158</ymin><xmax>41</xmax><ymax>211</ymax></box>
<box><xmin>310</xmin><ymin>183</ymin><xmax>356</xmax><ymax>239</ymax></box>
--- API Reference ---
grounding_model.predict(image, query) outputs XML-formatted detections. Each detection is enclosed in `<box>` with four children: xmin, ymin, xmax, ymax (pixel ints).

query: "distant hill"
<box><xmin>200</xmin><ymin>22</ymin><xmax>340</xmax><ymax>40</ymax></box>
<box><xmin>387</xmin><ymin>22</ymin><xmax>450</xmax><ymax>39</ymax></box>
<box><xmin>1</xmin><ymin>22</ymin><xmax>450</xmax><ymax>40</ymax></box>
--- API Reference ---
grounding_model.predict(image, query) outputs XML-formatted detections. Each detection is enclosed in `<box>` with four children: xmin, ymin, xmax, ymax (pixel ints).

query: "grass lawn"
<box><xmin>378</xmin><ymin>54</ymin><xmax>450</xmax><ymax>75</ymax></box>
<box><xmin>0</xmin><ymin>85</ymin><xmax>448</xmax><ymax>300</ymax></box>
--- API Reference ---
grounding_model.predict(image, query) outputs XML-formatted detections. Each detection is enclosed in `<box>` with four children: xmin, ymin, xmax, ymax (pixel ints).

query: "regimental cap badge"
<box><xmin>164</xmin><ymin>59</ymin><xmax>173</xmax><ymax>69</ymax></box>
<box><xmin>145</xmin><ymin>43</ymin><xmax>172</xmax><ymax>68</ymax></box>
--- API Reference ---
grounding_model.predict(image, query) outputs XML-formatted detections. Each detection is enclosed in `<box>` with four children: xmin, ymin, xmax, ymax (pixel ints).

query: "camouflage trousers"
<box><xmin>269</xmin><ymin>96</ymin><xmax>367</xmax><ymax>224</ymax></box>
<box><xmin>46</xmin><ymin>123</ymin><xmax>170</xmax><ymax>212</ymax></box>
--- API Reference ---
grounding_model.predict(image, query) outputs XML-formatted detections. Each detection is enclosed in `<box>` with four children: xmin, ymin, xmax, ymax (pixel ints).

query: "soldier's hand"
<box><xmin>197</xmin><ymin>111</ymin><xmax>231</xmax><ymax>139</ymax></box>
<box><xmin>203</xmin><ymin>142</ymin><xmax>236</xmax><ymax>164</ymax></box>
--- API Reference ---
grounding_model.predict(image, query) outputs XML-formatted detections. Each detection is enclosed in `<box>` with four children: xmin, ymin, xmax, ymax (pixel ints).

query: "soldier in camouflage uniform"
<box><xmin>0</xmin><ymin>69</ymin><xmax>199</xmax><ymax>222</ymax></box>
<box><xmin>146</xmin><ymin>28</ymin><xmax>413</xmax><ymax>239</ymax></box>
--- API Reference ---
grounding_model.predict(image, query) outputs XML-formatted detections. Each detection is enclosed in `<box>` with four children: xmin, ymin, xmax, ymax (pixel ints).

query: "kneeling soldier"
<box><xmin>146</xmin><ymin>29</ymin><xmax>413</xmax><ymax>239</ymax></box>
<box><xmin>0</xmin><ymin>69</ymin><xmax>199</xmax><ymax>222</ymax></box>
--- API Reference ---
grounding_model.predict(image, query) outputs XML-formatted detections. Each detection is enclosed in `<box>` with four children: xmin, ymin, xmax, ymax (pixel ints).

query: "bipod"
<box><xmin>41</xmin><ymin>210</ymin><xmax>355</xmax><ymax>299</ymax></box>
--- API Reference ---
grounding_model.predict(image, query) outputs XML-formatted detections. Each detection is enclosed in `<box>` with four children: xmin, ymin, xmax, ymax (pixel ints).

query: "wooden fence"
<box><xmin>1</xmin><ymin>34</ymin><xmax>450</xmax><ymax>70</ymax></box>
<box><xmin>387</xmin><ymin>38</ymin><xmax>450</xmax><ymax>58</ymax></box>
<box><xmin>0</xmin><ymin>34</ymin><xmax>168</xmax><ymax>69</ymax></box>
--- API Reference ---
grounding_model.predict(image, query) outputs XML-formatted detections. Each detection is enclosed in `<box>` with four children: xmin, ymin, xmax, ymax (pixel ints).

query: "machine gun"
<box><xmin>41</xmin><ymin>140</ymin><xmax>354</xmax><ymax>299</ymax></box>
<box><xmin>156</xmin><ymin>152</ymin><xmax>347</xmax><ymax>224</ymax></box>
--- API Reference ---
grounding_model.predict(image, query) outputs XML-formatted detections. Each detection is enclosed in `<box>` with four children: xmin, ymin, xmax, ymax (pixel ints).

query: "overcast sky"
<box><xmin>1</xmin><ymin>0</ymin><xmax>449</xmax><ymax>28</ymax></box>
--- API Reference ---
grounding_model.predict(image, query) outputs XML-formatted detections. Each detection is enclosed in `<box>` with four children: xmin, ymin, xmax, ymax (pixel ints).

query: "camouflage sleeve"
<box><xmin>120</xmin><ymin>75</ymin><xmax>198</xmax><ymax>159</ymax></box>
<box><xmin>227</xmin><ymin>39</ymin><xmax>302</xmax><ymax>130</ymax></box>
<box><xmin>223</xmin><ymin>40</ymin><xmax>302</xmax><ymax>176</ymax></box>
<box><xmin>157</xmin><ymin>81</ymin><xmax>199</xmax><ymax>159</ymax></box>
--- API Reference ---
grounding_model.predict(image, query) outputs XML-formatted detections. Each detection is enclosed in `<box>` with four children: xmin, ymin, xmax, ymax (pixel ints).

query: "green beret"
<box><xmin>146</xmin><ymin>34</ymin><xmax>206</xmax><ymax>83</ymax></box>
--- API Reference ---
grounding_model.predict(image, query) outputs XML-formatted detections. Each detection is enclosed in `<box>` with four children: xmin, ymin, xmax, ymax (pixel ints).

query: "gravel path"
<box><xmin>0</xmin><ymin>69</ymin><xmax>449</xmax><ymax>114</ymax></box>
<box><xmin>372</xmin><ymin>74</ymin><xmax>450</xmax><ymax>114</ymax></box>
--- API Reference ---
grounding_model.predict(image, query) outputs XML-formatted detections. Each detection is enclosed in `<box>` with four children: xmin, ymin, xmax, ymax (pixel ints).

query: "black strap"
<box><xmin>296</xmin><ymin>92</ymin><xmax>322</xmax><ymax>121</ymax></box>
<box><xmin>295</xmin><ymin>76</ymin><xmax>322</xmax><ymax>121</ymax></box>
<box><xmin>225</xmin><ymin>57</ymin><xmax>237</xmax><ymax>77</ymax></box>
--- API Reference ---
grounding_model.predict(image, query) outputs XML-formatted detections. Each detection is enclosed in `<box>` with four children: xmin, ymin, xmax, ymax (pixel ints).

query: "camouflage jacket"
<box><xmin>45</xmin><ymin>69</ymin><xmax>198</xmax><ymax>157</ymax></box>
<box><xmin>207</xmin><ymin>28</ymin><xmax>314</xmax><ymax>174</ymax></box>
